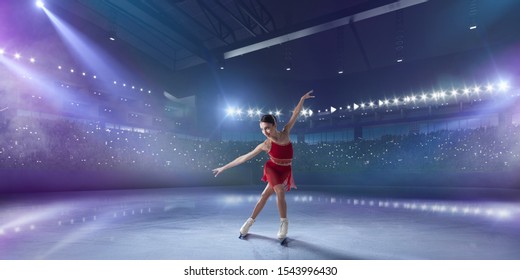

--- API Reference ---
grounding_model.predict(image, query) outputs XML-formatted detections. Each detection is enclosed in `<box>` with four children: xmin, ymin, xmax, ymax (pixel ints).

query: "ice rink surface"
<box><xmin>1</xmin><ymin>185</ymin><xmax>519</xmax><ymax>260</ymax></box>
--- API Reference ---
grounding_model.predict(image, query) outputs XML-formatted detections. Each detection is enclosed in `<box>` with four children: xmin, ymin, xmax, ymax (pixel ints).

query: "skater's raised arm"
<box><xmin>283</xmin><ymin>90</ymin><xmax>315</xmax><ymax>134</ymax></box>
<box><xmin>213</xmin><ymin>141</ymin><xmax>266</xmax><ymax>177</ymax></box>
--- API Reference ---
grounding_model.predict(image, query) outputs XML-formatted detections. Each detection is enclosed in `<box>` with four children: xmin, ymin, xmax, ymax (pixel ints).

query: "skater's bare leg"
<box><xmin>273</xmin><ymin>184</ymin><xmax>287</xmax><ymax>218</ymax></box>
<box><xmin>250</xmin><ymin>183</ymin><xmax>274</xmax><ymax>219</ymax></box>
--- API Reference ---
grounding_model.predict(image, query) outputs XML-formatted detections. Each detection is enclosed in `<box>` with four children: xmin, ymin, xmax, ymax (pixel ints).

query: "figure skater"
<box><xmin>213</xmin><ymin>90</ymin><xmax>315</xmax><ymax>241</ymax></box>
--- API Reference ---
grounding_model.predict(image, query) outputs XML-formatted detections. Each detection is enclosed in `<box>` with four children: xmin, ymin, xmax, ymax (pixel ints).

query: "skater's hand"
<box><xmin>300</xmin><ymin>90</ymin><xmax>315</xmax><ymax>101</ymax></box>
<box><xmin>212</xmin><ymin>167</ymin><xmax>225</xmax><ymax>177</ymax></box>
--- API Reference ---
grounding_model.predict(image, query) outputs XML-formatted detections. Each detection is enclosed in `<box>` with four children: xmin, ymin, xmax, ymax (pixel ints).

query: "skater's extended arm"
<box><xmin>283</xmin><ymin>90</ymin><xmax>315</xmax><ymax>134</ymax></box>
<box><xmin>213</xmin><ymin>142</ymin><xmax>266</xmax><ymax>177</ymax></box>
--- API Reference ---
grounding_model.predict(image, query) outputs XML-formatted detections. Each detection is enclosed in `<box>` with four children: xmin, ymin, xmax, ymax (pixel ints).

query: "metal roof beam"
<box><xmin>223</xmin><ymin>0</ymin><xmax>428</xmax><ymax>59</ymax></box>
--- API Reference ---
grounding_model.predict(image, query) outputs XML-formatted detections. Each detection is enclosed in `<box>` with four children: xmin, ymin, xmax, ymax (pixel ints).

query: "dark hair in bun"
<box><xmin>260</xmin><ymin>114</ymin><xmax>277</xmax><ymax>125</ymax></box>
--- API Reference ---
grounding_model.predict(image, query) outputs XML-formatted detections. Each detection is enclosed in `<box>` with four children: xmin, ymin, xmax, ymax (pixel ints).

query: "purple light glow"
<box><xmin>41</xmin><ymin>8</ymin><xmax>129</xmax><ymax>84</ymax></box>
<box><xmin>0</xmin><ymin>54</ymin><xmax>81</xmax><ymax>111</ymax></box>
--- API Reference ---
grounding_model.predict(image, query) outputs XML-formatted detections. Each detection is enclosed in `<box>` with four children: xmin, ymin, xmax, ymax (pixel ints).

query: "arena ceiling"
<box><xmin>2</xmin><ymin>0</ymin><xmax>520</xmax><ymax>105</ymax></box>
<box><xmin>29</xmin><ymin>0</ymin><xmax>520</xmax><ymax>78</ymax></box>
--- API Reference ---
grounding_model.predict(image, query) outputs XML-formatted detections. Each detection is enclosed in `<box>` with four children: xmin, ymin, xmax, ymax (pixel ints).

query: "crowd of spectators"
<box><xmin>1</xmin><ymin>115</ymin><xmax>519</xmax><ymax>174</ymax></box>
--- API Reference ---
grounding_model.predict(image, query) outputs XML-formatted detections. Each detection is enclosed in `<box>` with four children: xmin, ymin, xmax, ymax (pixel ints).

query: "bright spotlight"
<box><xmin>226</xmin><ymin>107</ymin><xmax>235</xmax><ymax>116</ymax></box>
<box><xmin>30</xmin><ymin>57</ymin><xmax>36</xmax><ymax>63</ymax></box>
<box><xmin>0</xmin><ymin>49</ymin><xmax>4</xmax><ymax>55</ymax></box>
<box><xmin>498</xmin><ymin>81</ymin><xmax>510</xmax><ymax>91</ymax></box>
<box><xmin>14</xmin><ymin>53</ymin><xmax>21</xmax><ymax>59</ymax></box>
<box><xmin>275</xmin><ymin>110</ymin><xmax>281</xmax><ymax>116</ymax></box>
<box><xmin>36</xmin><ymin>1</ymin><xmax>45</xmax><ymax>8</ymax></box>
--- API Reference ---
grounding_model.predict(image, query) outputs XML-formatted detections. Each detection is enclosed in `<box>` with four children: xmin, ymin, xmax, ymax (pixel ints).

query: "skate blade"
<box><xmin>239</xmin><ymin>234</ymin><xmax>248</xmax><ymax>239</ymax></box>
<box><xmin>279</xmin><ymin>237</ymin><xmax>288</xmax><ymax>246</ymax></box>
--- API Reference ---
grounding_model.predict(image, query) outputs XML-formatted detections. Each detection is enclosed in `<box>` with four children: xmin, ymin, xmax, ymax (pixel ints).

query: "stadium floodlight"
<box><xmin>451</xmin><ymin>89</ymin><xmax>458</xmax><ymax>96</ymax></box>
<box><xmin>247</xmin><ymin>109</ymin><xmax>254</xmax><ymax>116</ymax></box>
<box><xmin>463</xmin><ymin>88</ymin><xmax>470</xmax><ymax>95</ymax></box>
<box><xmin>498</xmin><ymin>81</ymin><xmax>509</xmax><ymax>92</ymax></box>
<box><xmin>30</xmin><ymin>57</ymin><xmax>36</xmax><ymax>63</ymax></box>
<box><xmin>473</xmin><ymin>86</ymin><xmax>481</xmax><ymax>93</ymax></box>
<box><xmin>393</xmin><ymin>98</ymin><xmax>399</xmax><ymax>104</ymax></box>
<box><xmin>369</xmin><ymin>101</ymin><xmax>374</xmax><ymax>107</ymax></box>
<box><xmin>226</xmin><ymin>107</ymin><xmax>235</xmax><ymax>116</ymax></box>
<box><xmin>275</xmin><ymin>110</ymin><xmax>281</xmax><ymax>116</ymax></box>
<box><xmin>421</xmin><ymin>94</ymin><xmax>427</xmax><ymax>100</ymax></box>
<box><xmin>36</xmin><ymin>1</ymin><xmax>44</xmax><ymax>8</ymax></box>
<box><xmin>486</xmin><ymin>84</ymin><xmax>494</xmax><ymax>92</ymax></box>
<box><xmin>308</xmin><ymin>109</ymin><xmax>313</xmax><ymax>116</ymax></box>
<box><xmin>0</xmin><ymin>49</ymin><xmax>4</xmax><ymax>55</ymax></box>
<box><xmin>384</xmin><ymin>99</ymin><xmax>390</xmax><ymax>105</ymax></box>
<box><xmin>360</xmin><ymin>103</ymin><xmax>366</xmax><ymax>109</ymax></box>
<box><xmin>14</xmin><ymin>53</ymin><xmax>21</xmax><ymax>59</ymax></box>
<box><xmin>255</xmin><ymin>109</ymin><xmax>262</xmax><ymax>116</ymax></box>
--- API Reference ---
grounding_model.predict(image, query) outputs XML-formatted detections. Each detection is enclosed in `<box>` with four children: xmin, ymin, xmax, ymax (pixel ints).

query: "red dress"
<box><xmin>261</xmin><ymin>141</ymin><xmax>296</xmax><ymax>191</ymax></box>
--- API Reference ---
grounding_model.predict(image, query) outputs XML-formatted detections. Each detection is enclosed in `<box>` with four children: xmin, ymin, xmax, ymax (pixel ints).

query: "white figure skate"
<box><xmin>278</xmin><ymin>218</ymin><xmax>288</xmax><ymax>245</ymax></box>
<box><xmin>238</xmin><ymin>217</ymin><xmax>255</xmax><ymax>239</ymax></box>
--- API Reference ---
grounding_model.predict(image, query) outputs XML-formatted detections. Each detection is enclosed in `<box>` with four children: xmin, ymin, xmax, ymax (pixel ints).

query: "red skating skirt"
<box><xmin>261</xmin><ymin>160</ymin><xmax>296</xmax><ymax>191</ymax></box>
